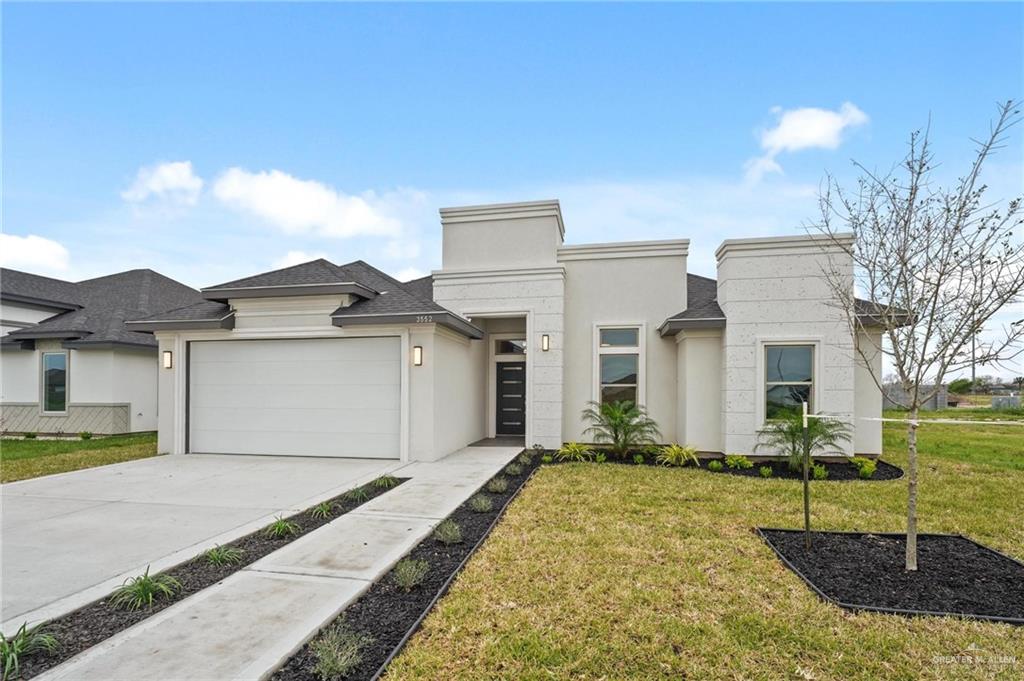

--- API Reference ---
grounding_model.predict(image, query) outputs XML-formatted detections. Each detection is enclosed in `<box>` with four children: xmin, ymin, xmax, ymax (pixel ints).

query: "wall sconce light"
<box><xmin>412</xmin><ymin>346</ymin><xmax>423</xmax><ymax>366</ymax></box>
<box><xmin>162</xmin><ymin>350</ymin><xmax>173</xmax><ymax>369</ymax></box>
<box><xmin>541</xmin><ymin>334</ymin><xmax>550</xmax><ymax>352</ymax></box>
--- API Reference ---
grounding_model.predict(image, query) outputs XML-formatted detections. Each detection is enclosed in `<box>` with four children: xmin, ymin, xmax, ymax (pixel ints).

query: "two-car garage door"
<box><xmin>188</xmin><ymin>338</ymin><xmax>401</xmax><ymax>458</ymax></box>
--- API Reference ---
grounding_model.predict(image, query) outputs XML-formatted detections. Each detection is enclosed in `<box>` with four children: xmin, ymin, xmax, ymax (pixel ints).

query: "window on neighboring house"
<box><xmin>598</xmin><ymin>327</ymin><xmax>641</xmax><ymax>405</ymax></box>
<box><xmin>42</xmin><ymin>352</ymin><xmax>68</xmax><ymax>413</ymax></box>
<box><xmin>765</xmin><ymin>344</ymin><xmax>814</xmax><ymax>419</ymax></box>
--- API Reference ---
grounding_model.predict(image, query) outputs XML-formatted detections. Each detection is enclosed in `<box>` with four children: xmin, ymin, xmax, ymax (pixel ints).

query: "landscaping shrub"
<box><xmin>344</xmin><ymin>487</ymin><xmax>370</xmax><ymax>503</ymax></box>
<box><xmin>759</xmin><ymin>465</ymin><xmax>773</xmax><ymax>478</ymax></box>
<box><xmin>79</xmin><ymin>432</ymin><xmax>93</xmax><ymax>440</ymax></box>
<box><xmin>594</xmin><ymin>452</ymin><xmax>607</xmax><ymax>463</ymax></box>
<box><xmin>263</xmin><ymin>516</ymin><xmax>301</xmax><ymax>539</ymax></box>
<box><xmin>633</xmin><ymin>453</ymin><xmax>645</xmax><ymax>465</ymax></box>
<box><xmin>310</xmin><ymin>501</ymin><xmax>336</xmax><ymax>520</ymax></box>
<box><xmin>372</xmin><ymin>474</ymin><xmax>400</xmax><ymax>489</ymax></box>
<box><xmin>541</xmin><ymin>454</ymin><xmax>553</xmax><ymax>464</ymax></box>
<box><xmin>707</xmin><ymin>460</ymin><xmax>724</xmax><ymax>472</ymax></box>
<box><xmin>23</xmin><ymin>432</ymin><xmax>37</xmax><ymax>440</ymax></box>
<box><xmin>433</xmin><ymin>519</ymin><xmax>462</xmax><ymax>545</ymax></box>
<box><xmin>556</xmin><ymin>441</ymin><xmax>594</xmax><ymax>462</ymax></box>
<box><xmin>310</xmin><ymin>621</ymin><xmax>373</xmax><ymax>681</ymax></box>
<box><xmin>850</xmin><ymin>456</ymin><xmax>877</xmax><ymax>479</ymax></box>
<box><xmin>812</xmin><ymin>463</ymin><xmax>829</xmax><ymax>480</ymax></box>
<box><xmin>724</xmin><ymin>454</ymin><xmax>753</xmax><ymax>470</ymax></box>
<box><xmin>517</xmin><ymin>451</ymin><xmax>533</xmax><ymax>465</ymax></box>
<box><xmin>486</xmin><ymin>476</ymin><xmax>509</xmax><ymax>494</ymax></box>
<box><xmin>755</xmin><ymin>413</ymin><xmax>852</xmax><ymax>472</ymax></box>
<box><xmin>656</xmin><ymin>444</ymin><xmax>699</xmax><ymax>467</ymax></box>
<box><xmin>505</xmin><ymin>462</ymin><xmax>523</xmax><ymax>476</ymax></box>
<box><xmin>391</xmin><ymin>558</ymin><xmax>429</xmax><ymax>592</ymax></box>
<box><xmin>2</xmin><ymin>622</ymin><xmax>59</xmax><ymax>681</ymax></box>
<box><xmin>469</xmin><ymin>494</ymin><xmax>493</xmax><ymax>513</ymax></box>
<box><xmin>109</xmin><ymin>567</ymin><xmax>181</xmax><ymax>610</ymax></box>
<box><xmin>202</xmin><ymin>545</ymin><xmax>245</xmax><ymax>566</ymax></box>
<box><xmin>581</xmin><ymin>400</ymin><xmax>661</xmax><ymax>456</ymax></box>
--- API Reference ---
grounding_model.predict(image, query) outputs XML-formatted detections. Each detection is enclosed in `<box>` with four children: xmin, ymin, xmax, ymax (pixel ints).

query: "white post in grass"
<box><xmin>802</xmin><ymin>400</ymin><xmax>811</xmax><ymax>550</ymax></box>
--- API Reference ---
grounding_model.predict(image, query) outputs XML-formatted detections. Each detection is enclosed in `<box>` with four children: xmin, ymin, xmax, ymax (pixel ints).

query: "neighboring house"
<box><xmin>0</xmin><ymin>269</ymin><xmax>204</xmax><ymax>434</ymax></box>
<box><xmin>128</xmin><ymin>199</ymin><xmax>886</xmax><ymax>461</ymax></box>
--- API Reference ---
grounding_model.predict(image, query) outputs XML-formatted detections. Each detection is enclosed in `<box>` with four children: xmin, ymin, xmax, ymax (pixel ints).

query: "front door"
<box><xmin>496</xmin><ymin>361</ymin><xmax>526</xmax><ymax>436</ymax></box>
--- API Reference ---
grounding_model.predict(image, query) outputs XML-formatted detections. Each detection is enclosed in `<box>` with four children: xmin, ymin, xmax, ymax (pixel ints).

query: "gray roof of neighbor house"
<box><xmin>0</xmin><ymin>268</ymin><xmax>83</xmax><ymax>310</ymax></box>
<box><xmin>127</xmin><ymin>260</ymin><xmax>483</xmax><ymax>339</ymax></box>
<box><xmin>3</xmin><ymin>269</ymin><xmax>204</xmax><ymax>349</ymax></box>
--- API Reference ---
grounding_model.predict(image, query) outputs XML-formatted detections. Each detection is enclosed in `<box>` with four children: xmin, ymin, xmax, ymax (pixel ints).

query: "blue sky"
<box><xmin>3</xmin><ymin>2</ymin><xmax>1022</xmax><ymax>376</ymax></box>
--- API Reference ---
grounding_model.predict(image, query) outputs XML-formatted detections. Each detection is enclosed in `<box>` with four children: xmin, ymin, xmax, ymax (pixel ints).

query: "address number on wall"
<box><xmin>415</xmin><ymin>315</ymin><xmax>434</xmax><ymax>323</ymax></box>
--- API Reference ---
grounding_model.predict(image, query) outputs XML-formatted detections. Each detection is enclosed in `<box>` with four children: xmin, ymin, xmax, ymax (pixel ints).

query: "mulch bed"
<box><xmin>17</xmin><ymin>478</ymin><xmax>408</xmax><ymax>680</ymax></box>
<box><xmin>758</xmin><ymin>529</ymin><xmax>1024</xmax><ymax>624</ymax></box>
<box><xmin>272</xmin><ymin>452</ymin><xmax>540</xmax><ymax>681</ymax></box>
<box><xmin>710</xmin><ymin>458</ymin><xmax>903</xmax><ymax>481</ymax></box>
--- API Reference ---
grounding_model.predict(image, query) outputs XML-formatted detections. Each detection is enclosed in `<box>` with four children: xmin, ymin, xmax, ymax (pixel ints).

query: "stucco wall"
<box><xmin>716</xmin><ymin>235</ymin><xmax>856</xmax><ymax>456</ymax></box>
<box><xmin>559</xmin><ymin>250</ymin><xmax>686</xmax><ymax>442</ymax></box>
<box><xmin>854</xmin><ymin>329</ymin><xmax>883</xmax><ymax>455</ymax></box>
<box><xmin>432</xmin><ymin>329</ymin><xmax>487</xmax><ymax>457</ymax></box>
<box><xmin>0</xmin><ymin>301</ymin><xmax>61</xmax><ymax>335</ymax></box>
<box><xmin>441</xmin><ymin>202</ymin><xmax>564</xmax><ymax>271</ymax></box>
<box><xmin>675</xmin><ymin>329</ymin><xmax>723</xmax><ymax>451</ymax></box>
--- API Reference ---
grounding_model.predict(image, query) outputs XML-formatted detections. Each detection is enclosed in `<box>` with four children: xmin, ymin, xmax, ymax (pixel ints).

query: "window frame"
<box><xmin>40</xmin><ymin>350</ymin><xmax>70</xmax><ymax>415</ymax></box>
<box><xmin>593</xmin><ymin>323</ymin><xmax>646</xmax><ymax>407</ymax></box>
<box><xmin>759</xmin><ymin>341</ymin><xmax>818</xmax><ymax>424</ymax></box>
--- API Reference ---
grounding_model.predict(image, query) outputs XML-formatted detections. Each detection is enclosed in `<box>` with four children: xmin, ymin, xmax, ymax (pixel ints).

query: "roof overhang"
<box><xmin>331</xmin><ymin>311</ymin><xmax>484</xmax><ymax>339</ymax></box>
<box><xmin>61</xmin><ymin>340</ymin><xmax>157</xmax><ymax>351</ymax></box>
<box><xmin>0</xmin><ymin>292</ymin><xmax>81</xmax><ymax>312</ymax></box>
<box><xmin>657</xmin><ymin>317</ymin><xmax>727</xmax><ymax>336</ymax></box>
<box><xmin>124</xmin><ymin>311</ymin><xmax>236</xmax><ymax>332</ymax></box>
<box><xmin>201</xmin><ymin>282</ymin><xmax>377</xmax><ymax>302</ymax></box>
<box><xmin>4</xmin><ymin>329</ymin><xmax>87</xmax><ymax>341</ymax></box>
<box><xmin>0</xmin><ymin>338</ymin><xmax>35</xmax><ymax>351</ymax></box>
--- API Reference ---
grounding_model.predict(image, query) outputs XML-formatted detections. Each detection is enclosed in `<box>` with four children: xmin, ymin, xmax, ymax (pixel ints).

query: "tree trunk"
<box><xmin>905</xmin><ymin>407</ymin><xmax>919</xmax><ymax>571</ymax></box>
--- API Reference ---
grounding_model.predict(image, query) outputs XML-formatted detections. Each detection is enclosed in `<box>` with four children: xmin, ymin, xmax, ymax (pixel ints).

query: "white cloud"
<box><xmin>272</xmin><ymin>250</ymin><xmax>329</xmax><ymax>269</ymax></box>
<box><xmin>122</xmin><ymin>161</ymin><xmax>203</xmax><ymax>205</ymax></box>
<box><xmin>745</xmin><ymin>102</ymin><xmax>869</xmax><ymax>182</ymax></box>
<box><xmin>393</xmin><ymin>266</ymin><xmax>426</xmax><ymax>282</ymax></box>
<box><xmin>0</xmin><ymin>234</ymin><xmax>71</xmax><ymax>274</ymax></box>
<box><xmin>213</xmin><ymin>168</ymin><xmax>401</xmax><ymax>238</ymax></box>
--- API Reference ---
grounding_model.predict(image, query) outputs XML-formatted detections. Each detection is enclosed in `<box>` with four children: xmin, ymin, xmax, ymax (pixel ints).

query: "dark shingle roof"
<box><xmin>0</xmin><ymin>269</ymin><xmax>82</xmax><ymax>309</ymax></box>
<box><xmin>331</xmin><ymin>262</ymin><xmax>447</xmax><ymax>317</ymax></box>
<box><xmin>205</xmin><ymin>259</ymin><xmax>352</xmax><ymax>290</ymax></box>
<box><xmin>658</xmin><ymin>274</ymin><xmax>725</xmax><ymax>336</ymax></box>
<box><xmin>5</xmin><ymin>270</ymin><xmax>203</xmax><ymax>348</ymax></box>
<box><xmin>403</xmin><ymin>275</ymin><xmax>433</xmax><ymax>303</ymax></box>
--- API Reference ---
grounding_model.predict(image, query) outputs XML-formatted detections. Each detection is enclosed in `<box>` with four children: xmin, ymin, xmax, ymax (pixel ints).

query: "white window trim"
<box><xmin>40</xmin><ymin>350</ymin><xmax>70</xmax><ymax>415</ymax></box>
<box><xmin>592</xmin><ymin>323</ymin><xmax>646</xmax><ymax>406</ymax></box>
<box><xmin>755</xmin><ymin>338</ymin><xmax>822</xmax><ymax>427</ymax></box>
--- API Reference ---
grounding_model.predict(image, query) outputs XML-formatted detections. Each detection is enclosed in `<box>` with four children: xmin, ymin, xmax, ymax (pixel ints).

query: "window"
<box><xmin>597</xmin><ymin>326</ymin><xmax>641</xmax><ymax>405</ymax></box>
<box><xmin>495</xmin><ymin>339</ymin><xmax>526</xmax><ymax>355</ymax></box>
<box><xmin>765</xmin><ymin>344</ymin><xmax>813</xmax><ymax>419</ymax></box>
<box><xmin>42</xmin><ymin>352</ymin><xmax>68</xmax><ymax>413</ymax></box>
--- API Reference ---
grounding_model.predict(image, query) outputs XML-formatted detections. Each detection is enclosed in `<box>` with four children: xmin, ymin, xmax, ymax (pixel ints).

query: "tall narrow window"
<box><xmin>765</xmin><ymin>344</ymin><xmax>813</xmax><ymax>419</ymax></box>
<box><xmin>598</xmin><ymin>327</ymin><xmax>640</xmax><ymax>405</ymax></box>
<box><xmin>42</xmin><ymin>352</ymin><xmax>68</xmax><ymax>413</ymax></box>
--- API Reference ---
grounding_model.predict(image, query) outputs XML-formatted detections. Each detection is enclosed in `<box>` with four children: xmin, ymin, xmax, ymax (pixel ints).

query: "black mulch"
<box><xmin>759</xmin><ymin>529</ymin><xmax>1024</xmax><ymax>624</ymax></box>
<box><xmin>711</xmin><ymin>458</ymin><xmax>903</xmax><ymax>481</ymax></box>
<box><xmin>272</xmin><ymin>453</ymin><xmax>540</xmax><ymax>681</ymax></box>
<box><xmin>17</xmin><ymin>479</ymin><xmax>409</xmax><ymax>680</ymax></box>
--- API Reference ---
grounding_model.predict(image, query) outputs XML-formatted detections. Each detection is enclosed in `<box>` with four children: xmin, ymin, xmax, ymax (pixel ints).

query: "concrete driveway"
<box><xmin>1</xmin><ymin>453</ymin><xmax>398</xmax><ymax>632</ymax></box>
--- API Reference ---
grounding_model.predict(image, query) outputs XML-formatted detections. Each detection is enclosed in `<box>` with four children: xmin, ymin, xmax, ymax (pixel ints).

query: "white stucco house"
<box><xmin>127</xmin><ymin>199</ymin><xmax>884</xmax><ymax>461</ymax></box>
<box><xmin>0</xmin><ymin>268</ymin><xmax>203</xmax><ymax>434</ymax></box>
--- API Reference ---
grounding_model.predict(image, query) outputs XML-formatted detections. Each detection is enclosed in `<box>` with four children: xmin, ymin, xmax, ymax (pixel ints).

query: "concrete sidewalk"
<box><xmin>38</xmin><ymin>445</ymin><xmax>522</xmax><ymax>681</ymax></box>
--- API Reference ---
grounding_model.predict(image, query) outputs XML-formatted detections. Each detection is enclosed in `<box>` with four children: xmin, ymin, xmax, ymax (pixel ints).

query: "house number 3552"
<box><xmin>415</xmin><ymin>315</ymin><xmax>434</xmax><ymax>323</ymax></box>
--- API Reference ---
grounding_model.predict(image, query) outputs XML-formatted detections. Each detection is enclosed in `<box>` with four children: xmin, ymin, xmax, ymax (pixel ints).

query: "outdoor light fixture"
<box><xmin>541</xmin><ymin>334</ymin><xmax>550</xmax><ymax>352</ymax></box>
<box><xmin>412</xmin><ymin>346</ymin><xmax>423</xmax><ymax>366</ymax></box>
<box><xmin>162</xmin><ymin>350</ymin><xmax>173</xmax><ymax>369</ymax></box>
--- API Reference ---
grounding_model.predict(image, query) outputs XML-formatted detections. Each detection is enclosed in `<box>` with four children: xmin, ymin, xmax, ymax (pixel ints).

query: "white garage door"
<box><xmin>189</xmin><ymin>337</ymin><xmax>401</xmax><ymax>458</ymax></box>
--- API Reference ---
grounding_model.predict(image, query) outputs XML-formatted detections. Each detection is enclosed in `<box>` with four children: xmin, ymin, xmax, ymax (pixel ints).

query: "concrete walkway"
<box><xmin>2</xmin><ymin>454</ymin><xmax>399</xmax><ymax>632</ymax></box>
<box><xmin>37</xmin><ymin>445</ymin><xmax>522</xmax><ymax>681</ymax></box>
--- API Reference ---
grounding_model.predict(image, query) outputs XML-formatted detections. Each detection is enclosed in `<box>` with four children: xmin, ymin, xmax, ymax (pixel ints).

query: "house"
<box><xmin>0</xmin><ymin>269</ymin><xmax>204</xmax><ymax>434</ymax></box>
<box><xmin>127</xmin><ymin>199</ymin><xmax>885</xmax><ymax>461</ymax></box>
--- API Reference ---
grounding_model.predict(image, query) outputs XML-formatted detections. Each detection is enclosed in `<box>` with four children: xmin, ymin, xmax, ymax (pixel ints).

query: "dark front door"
<box><xmin>496</xmin><ymin>362</ymin><xmax>526</xmax><ymax>436</ymax></box>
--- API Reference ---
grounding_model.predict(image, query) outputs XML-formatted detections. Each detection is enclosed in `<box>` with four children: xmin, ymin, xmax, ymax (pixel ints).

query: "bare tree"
<box><xmin>810</xmin><ymin>100</ymin><xmax>1024</xmax><ymax>571</ymax></box>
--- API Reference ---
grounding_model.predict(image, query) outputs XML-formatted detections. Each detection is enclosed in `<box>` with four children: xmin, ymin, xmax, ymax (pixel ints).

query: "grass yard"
<box><xmin>884</xmin><ymin>408</ymin><xmax>1024</xmax><ymax>471</ymax></box>
<box><xmin>387</xmin><ymin>419</ymin><xmax>1024</xmax><ymax>680</ymax></box>
<box><xmin>0</xmin><ymin>433</ymin><xmax>158</xmax><ymax>482</ymax></box>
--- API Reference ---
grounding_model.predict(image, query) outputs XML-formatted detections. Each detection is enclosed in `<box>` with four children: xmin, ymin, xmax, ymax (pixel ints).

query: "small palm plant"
<box><xmin>581</xmin><ymin>400</ymin><xmax>660</xmax><ymax>457</ymax></box>
<box><xmin>109</xmin><ymin>567</ymin><xmax>182</xmax><ymax>610</ymax></box>
<box><xmin>2</xmin><ymin>623</ymin><xmax>59</xmax><ymax>681</ymax></box>
<box><xmin>755</xmin><ymin>412</ymin><xmax>852</xmax><ymax>472</ymax></box>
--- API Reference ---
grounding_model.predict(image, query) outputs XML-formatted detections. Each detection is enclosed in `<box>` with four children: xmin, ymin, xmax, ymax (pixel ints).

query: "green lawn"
<box><xmin>1</xmin><ymin>433</ymin><xmax>158</xmax><ymax>482</ymax></box>
<box><xmin>387</xmin><ymin>416</ymin><xmax>1024</xmax><ymax>680</ymax></box>
<box><xmin>883</xmin><ymin>408</ymin><xmax>1024</xmax><ymax>470</ymax></box>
